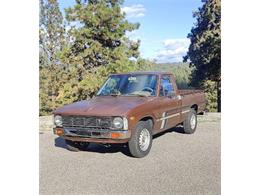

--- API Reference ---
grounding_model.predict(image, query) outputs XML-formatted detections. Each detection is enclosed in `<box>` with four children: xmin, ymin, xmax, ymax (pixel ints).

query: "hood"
<box><xmin>54</xmin><ymin>96</ymin><xmax>154</xmax><ymax>116</ymax></box>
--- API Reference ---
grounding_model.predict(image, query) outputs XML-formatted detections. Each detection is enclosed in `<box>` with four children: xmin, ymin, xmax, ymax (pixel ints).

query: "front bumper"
<box><xmin>53</xmin><ymin>127</ymin><xmax>131</xmax><ymax>143</ymax></box>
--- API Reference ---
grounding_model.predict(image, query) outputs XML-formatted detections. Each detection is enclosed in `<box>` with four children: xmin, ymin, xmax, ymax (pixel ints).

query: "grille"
<box><xmin>62</xmin><ymin>116</ymin><xmax>113</xmax><ymax>129</ymax></box>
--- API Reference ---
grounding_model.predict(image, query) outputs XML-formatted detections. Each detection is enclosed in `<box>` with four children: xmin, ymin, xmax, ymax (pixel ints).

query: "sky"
<box><xmin>59</xmin><ymin>0</ymin><xmax>203</xmax><ymax>63</ymax></box>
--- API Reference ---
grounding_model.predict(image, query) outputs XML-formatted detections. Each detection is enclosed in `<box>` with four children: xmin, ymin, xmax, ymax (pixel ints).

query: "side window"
<box><xmin>160</xmin><ymin>75</ymin><xmax>174</xmax><ymax>96</ymax></box>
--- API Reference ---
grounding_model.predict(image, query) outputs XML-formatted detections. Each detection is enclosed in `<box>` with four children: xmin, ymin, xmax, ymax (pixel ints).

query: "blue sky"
<box><xmin>59</xmin><ymin>0</ymin><xmax>203</xmax><ymax>63</ymax></box>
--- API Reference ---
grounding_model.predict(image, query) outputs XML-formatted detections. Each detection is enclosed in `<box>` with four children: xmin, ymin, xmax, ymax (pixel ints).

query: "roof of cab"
<box><xmin>110</xmin><ymin>71</ymin><xmax>172</xmax><ymax>76</ymax></box>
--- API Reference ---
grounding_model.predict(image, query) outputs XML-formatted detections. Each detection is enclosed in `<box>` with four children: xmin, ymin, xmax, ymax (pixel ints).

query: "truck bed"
<box><xmin>179</xmin><ymin>89</ymin><xmax>206</xmax><ymax>114</ymax></box>
<box><xmin>179</xmin><ymin>89</ymin><xmax>204</xmax><ymax>96</ymax></box>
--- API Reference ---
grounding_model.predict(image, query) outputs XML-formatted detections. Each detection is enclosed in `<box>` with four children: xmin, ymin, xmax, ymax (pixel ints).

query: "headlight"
<box><xmin>113</xmin><ymin>117</ymin><xmax>123</xmax><ymax>129</ymax></box>
<box><xmin>54</xmin><ymin>115</ymin><xmax>62</xmax><ymax>127</ymax></box>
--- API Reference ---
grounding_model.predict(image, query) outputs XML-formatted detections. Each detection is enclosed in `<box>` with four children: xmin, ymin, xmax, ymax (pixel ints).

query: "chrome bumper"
<box><xmin>53</xmin><ymin>127</ymin><xmax>131</xmax><ymax>139</ymax></box>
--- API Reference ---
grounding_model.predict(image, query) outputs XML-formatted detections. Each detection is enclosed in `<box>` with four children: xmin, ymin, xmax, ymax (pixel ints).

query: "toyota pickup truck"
<box><xmin>53</xmin><ymin>72</ymin><xmax>206</xmax><ymax>158</ymax></box>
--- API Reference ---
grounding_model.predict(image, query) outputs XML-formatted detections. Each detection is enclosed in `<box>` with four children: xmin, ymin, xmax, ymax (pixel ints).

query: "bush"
<box><xmin>203</xmin><ymin>80</ymin><xmax>218</xmax><ymax>112</ymax></box>
<box><xmin>148</xmin><ymin>62</ymin><xmax>191</xmax><ymax>89</ymax></box>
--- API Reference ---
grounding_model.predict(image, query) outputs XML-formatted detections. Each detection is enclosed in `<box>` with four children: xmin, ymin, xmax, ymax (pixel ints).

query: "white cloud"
<box><xmin>125</xmin><ymin>30</ymin><xmax>142</xmax><ymax>41</ymax></box>
<box><xmin>155</xmin><ymin>38</ymin><xmax>190</xmax><ymax>63</ymax></box>
<box><xmin>121</xmin><ymin>4</ymin><xmax>146</xmax><ymax>18</ymax></box>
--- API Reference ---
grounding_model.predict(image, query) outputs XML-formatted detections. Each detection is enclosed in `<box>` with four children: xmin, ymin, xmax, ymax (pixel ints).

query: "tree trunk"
<box><xmin>217</xmin><ymin>81</ymin><xmax>221</xmax><ymax>112</ymax></box>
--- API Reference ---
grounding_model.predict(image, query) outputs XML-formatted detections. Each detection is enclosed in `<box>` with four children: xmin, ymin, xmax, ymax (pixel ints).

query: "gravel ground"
<box><xmin>40</xmin><ymin>113</ymin><xmax>220</xmax><ymax>195</ymax></box>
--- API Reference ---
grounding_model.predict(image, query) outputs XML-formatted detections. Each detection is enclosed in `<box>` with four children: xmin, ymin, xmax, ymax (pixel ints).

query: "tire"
<box><xmin>65</xmin><ymin>140</ymin><xmax>89</xmax><ymax>152</ymax></box>
<box><xmin>183</xmin><ymin>109</ymin><xmax>197</xmax><ymax>134</ymax></box>
<box><xmin>128</xmin><ymin>120</ymin><xmax>153</xmax><ymax>158</ymax></box>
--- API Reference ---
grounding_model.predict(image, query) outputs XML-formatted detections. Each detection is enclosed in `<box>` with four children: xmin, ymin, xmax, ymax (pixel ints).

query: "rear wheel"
<box><xmin>128</xmin><ymin>121</ymin><xmax>153</xmax><ymax>158</ymax></box>
<box><xmin>183</xmin><ymin>109</ymin><xmax>197</xmax><ymax>134</ymax></box>
<box><xmin>65</xmin><ymin>140</ymin><xmax>89</xmax><ymax>152</ymax></box>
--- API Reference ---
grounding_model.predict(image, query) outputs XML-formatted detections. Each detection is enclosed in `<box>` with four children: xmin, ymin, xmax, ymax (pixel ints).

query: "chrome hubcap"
<box><xmin>190</xmin><ymin>114</ymin><xmax>196</xmax><ymax>129</ymax></box>
<box><xmin>139</xmin><ymin>128</ymin><xmax>151</xmax><ymax>151</ymax></box>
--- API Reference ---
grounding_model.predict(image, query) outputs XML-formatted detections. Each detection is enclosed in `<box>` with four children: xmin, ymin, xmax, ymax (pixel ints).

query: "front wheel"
<box><xmin>65</xmin><ymin>140</ymin><xmax>89</xmax><ymax>152</ymax></box>
<box><xmin>183</xmin><ymin>109</ymin><xmax>197</xmax><ymax>134</ymax></box>
<box><xmin>128</xmin><ymin>121</ymin><xmax>153</xmax><ymax>158</ymax></box>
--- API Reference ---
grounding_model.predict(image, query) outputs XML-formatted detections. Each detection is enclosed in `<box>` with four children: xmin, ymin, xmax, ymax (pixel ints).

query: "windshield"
<box><xmin>97</xmin><ymin>74</ymin><xmax>158</xmax><ymax>97</ymax></box>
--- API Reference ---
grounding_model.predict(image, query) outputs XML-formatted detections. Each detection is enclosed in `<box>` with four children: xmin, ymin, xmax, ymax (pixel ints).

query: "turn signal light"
<box><xmin>111</xmin><ymin>132</ymin><xmax>120</xmax><ymax>139</ymax></box>
<box><xmin>55</xmin><ymin>128</ymin><xmax>64</xmax><ymax>136</ymax></box>
<box><xmin>130</xmin><ymin>116</ymin><xmax>135</xmax><ymax>120</ymax></box>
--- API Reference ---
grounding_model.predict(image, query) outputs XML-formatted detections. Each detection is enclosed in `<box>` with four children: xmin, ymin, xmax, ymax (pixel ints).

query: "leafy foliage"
<box><xmin>39</xmin><ymin>0</ymin><xmax>67</xmax><ymax>115</ymax></box>
<box><xmin>149</xmin><ymin>62</ymin><xmax>218</xmax><ymax>111</ymax></box>
<box><xmin>39</xmin><ymin>0</ymin><xmax>65</xmax><ymax>66</ymax></box>
<box><xmin>184</xmin><ymin>0</ymin><xmax>221</xmax><ymax>111</ymax></box>
<box><xmin>149</xmin><ymin>62</ymin><xmax>192</xmax><ymax>89</ymax></box>
<box><xmin>203</xmin><ymin>80</ymin><xmax>217</xmax><ymax>112</ymax></box>
<box><xmin>62</xmin><ymin>0</ymin><xmax>140</xmax><ymax>70</ymax></box>
<box><xmin>39</xmin><ymin>0</ymin><xmax>151</xmax><ymax>115</ymax></box>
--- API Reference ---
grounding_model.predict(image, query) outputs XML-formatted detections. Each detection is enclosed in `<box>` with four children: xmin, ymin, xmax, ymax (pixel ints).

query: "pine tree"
<box><xmin>63</xmin><ymin>0</ymin><xmax>140</xmax><ymax>71</ymax></box>
<box><xmin>39</xmin><ymin>0</ymin><xmax>65</xmax><ymax>66</ymax></box>
<box><xmin>184</xmin><ymin>0</ymin><xmax>221</xmax><ymax>112</ymax></box>
<box><xmin>39</xmin><ymin>0</ymin><xmax>66</xmax><ymax>115</ymax></box>
<box><xmin>54</xmin><ymin>0</ymin><xmax>142</xmax><ymax>102</ymax></box>
<box><xmin>39</xmin><ymin>0</ymin><xmax>150</xmax><ymax>115</ymax></box>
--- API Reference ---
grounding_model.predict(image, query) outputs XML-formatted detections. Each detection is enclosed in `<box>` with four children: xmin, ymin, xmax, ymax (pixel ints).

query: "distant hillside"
<box><xmin>150</xmin><ymin>62</ymin><xmax>190</xmax><ymax>71</ymax></box>
<box><xmin>148</xmin><ymin>62</ymin><xmax>192</xmax><ymax>89</ymax></box>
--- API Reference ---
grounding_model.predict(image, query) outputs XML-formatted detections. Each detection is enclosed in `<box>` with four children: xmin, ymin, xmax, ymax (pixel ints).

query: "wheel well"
<box><xmin>191</xmin><ymin>104</ymin><xmax>198</xmax><ymax>113</ymax></box>
<box><xmin>140</xmin><ymin>116</ymin><xmax>154</xmax><ymax>129</ymax></box>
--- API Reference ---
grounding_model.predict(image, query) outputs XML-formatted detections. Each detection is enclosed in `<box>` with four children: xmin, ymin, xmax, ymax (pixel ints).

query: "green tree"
<box><xmin>40</xmin><ymin>0</ymin><xmax>65</xmax><ymax>65</ymax></box>
<box><xmin>39</xmin><ymin>0</ymin><xmax>151</xmax><ymax>115</ymax></box>
<box><xmin>63</xmin><ymin>0</ymin><xmax>140</xmax><ymax>70</ymax></box>
<box><xmin>56</xmin><ymin>0</ymin><xmax>143</xmax><ymax>102</ymax></box>
<box><xmin>184</xmin><ymin>0</ymin><xmax>221</xmax><ymax>112</ymax></box>
<box><xmin>39</xmin><ymin>0</ymin><xmax>66</xmax><ymax>115</ymax></box>
<box><xmin>148</xmin><ymin>62</ymin><xmax>192</xmax><ymax>89</ymax></box>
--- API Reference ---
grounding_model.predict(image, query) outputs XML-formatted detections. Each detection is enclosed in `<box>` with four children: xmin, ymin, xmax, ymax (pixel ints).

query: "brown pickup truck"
<box><xmin>53</xmin><ymin>72</ymin><xmax>206</xmax><ymax>158</ymax></box>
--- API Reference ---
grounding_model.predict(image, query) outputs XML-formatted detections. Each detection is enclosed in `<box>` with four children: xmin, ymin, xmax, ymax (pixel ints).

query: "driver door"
<box><xmin>157</xmin><ymin>75</ymin><xmax>181</xmax><ymax>132</ymax></box>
